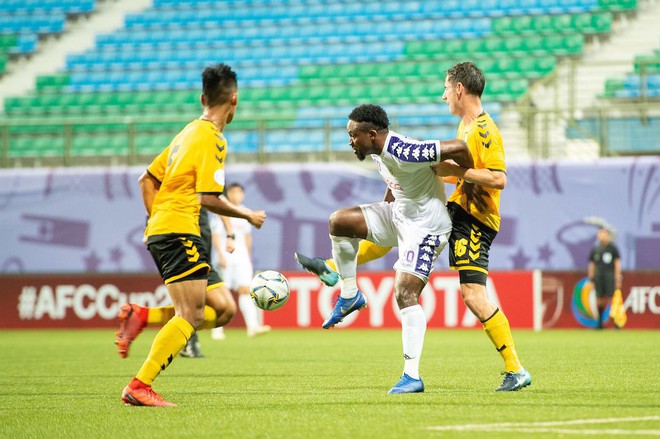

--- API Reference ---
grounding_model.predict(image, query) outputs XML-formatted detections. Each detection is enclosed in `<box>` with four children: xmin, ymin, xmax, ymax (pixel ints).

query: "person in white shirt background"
<box><xmin>210</xmin><ymin>182</ymin><xmax>271</xmax><ymax>339</ymax></box>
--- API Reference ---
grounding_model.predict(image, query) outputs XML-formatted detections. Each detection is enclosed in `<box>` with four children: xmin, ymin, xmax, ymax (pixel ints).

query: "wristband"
<box><xmin>227</xmin><ymin>234</ymin><xmax>235</xmax><ymax>239</ymax></box>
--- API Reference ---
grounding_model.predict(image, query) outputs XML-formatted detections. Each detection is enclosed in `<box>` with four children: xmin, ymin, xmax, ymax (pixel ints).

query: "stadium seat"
<box><xmin>1</xmin><ymin>0</ymin><xmax>639</xmax><ymax>159</ymax></box>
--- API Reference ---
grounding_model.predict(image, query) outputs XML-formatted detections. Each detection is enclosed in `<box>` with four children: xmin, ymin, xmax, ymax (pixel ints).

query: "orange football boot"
<box><xmin>122</xmin><ymin>379</ymin><xmax>176</xmax><ymax>407</ymax></box>
<box><xmin>115</xmin><ymin>303</ymin><xmax>147</xmax><ymax>358</ymax></box>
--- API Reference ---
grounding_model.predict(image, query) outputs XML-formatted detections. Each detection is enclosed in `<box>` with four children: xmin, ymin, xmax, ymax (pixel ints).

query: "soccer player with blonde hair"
<box><xmin>296</xmin><ymin>62</ymin><xmax>531</xmax><ymax>392</ymax></box>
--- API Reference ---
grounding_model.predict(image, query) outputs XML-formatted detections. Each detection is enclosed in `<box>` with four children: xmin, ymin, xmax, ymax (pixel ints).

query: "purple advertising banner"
<box><xmin>0</xmin><ymin>157</ymin><xmax>659</xmax><ymax>274</ymax></box>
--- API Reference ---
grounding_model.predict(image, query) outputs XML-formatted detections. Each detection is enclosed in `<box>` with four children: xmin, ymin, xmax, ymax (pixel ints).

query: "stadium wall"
<box><xmin>2</xmin><ymin>270</ymin><xmax>658</xmax><ymax>330</ymax></box>
<box><xmin>0</xmin><ymin>158</ymin><xmax>659</xmax><ymax>275</ymax></box>
<box><xmin>0</xmin><ymin>271</ymin><xmax>535</xmax><ymax>329</ymax></box>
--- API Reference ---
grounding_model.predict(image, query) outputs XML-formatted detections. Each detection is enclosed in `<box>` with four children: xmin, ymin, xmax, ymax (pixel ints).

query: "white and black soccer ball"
<box><xmin>249</xmin><ymin>270</ymin><xmax>290</xmax><ymax>311</ymax></box>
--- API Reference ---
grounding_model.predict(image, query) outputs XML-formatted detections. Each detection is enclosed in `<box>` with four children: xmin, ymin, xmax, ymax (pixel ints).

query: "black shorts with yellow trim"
<box><xmin>147</xmin><ymin>233</ymin><xmax>210</xmax><ymax>285</ymax></box>
<box><xmin>206</xmin><ymin>267</ymin><xmax>224</xmax><ymax>291</ymax></box>
<box><xmin>447</xmin><ymin>202</ymin><xmax>498</xmax><ymax>286</ymax></box>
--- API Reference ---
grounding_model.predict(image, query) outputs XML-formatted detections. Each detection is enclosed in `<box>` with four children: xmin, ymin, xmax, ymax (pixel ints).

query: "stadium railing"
<box><xmin>0</xmin><ymin>112</ymin><xmax>459</xmax><ymax>167</ymax></box>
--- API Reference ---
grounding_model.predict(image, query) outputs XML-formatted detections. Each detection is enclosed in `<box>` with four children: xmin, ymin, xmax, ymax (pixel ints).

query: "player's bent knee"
<box><xmin>216</xmin><ymin>307</ymin><xmax>236</xmax><ymax>326</ymax></box>
<box><xmin>328</xmin><ymin>207</ymin><xmax>365</xmax><ymax>237</ymax></box>
<box><xmin>328</xmin><ymin>210</ymin><xmax>348</xmax><ymax>235</ymax></box>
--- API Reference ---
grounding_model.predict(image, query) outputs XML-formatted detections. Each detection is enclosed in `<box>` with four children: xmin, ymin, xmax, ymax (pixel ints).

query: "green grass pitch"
<box><xmin>1</xmin><ymin>328</ymin><xmax>658</xmax><ymax>438</ymax></box>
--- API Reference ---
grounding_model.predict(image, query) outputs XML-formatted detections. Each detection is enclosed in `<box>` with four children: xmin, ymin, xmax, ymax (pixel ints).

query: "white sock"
<box><xmin>211</xmin><ymin>326</ymin><xmax>224</xmax><ymax>339</ymax></box>
<box><xmin>401</xmin><ymin>305</ymin><xmax>426</xmax><ymax>380</ymax></box>
<box><xmin>330</xmin><ymin>234</ymin><xmax>359</xmax><ymax>299</ymax></box>
<box><xmin>239</xmin><ymin>294</ymin><xmax>259</xmax><ymax>332</ymax></box>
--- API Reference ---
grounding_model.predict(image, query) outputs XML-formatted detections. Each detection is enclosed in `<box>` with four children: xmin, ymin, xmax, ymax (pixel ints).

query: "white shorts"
<box><xmin>223</xmin><ymin>255</ymin><xmax>254</xmax><ymax>291</ymax></box>
<box><xmin>360</xmin><ymin>201</ymin><xmax>449</xmax><ymax>281</ymax></box>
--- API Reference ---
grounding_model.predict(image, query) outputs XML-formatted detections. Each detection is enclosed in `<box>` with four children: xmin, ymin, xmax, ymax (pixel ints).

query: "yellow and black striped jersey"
<box><xmin>447</xmin><ymin>112</ymin><xmax>505</xmax><ymax>231</ymax></box>
<box><xmin>145</xmin><ymin>119</ymin><xmax>227</xmax><ymax>237</ymax></box>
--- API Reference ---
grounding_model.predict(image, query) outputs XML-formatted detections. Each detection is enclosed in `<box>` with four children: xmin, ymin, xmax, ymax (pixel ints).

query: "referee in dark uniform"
<box><xmin>588</xmin><ymin>227</ymin><xmax>622</xmax><ymax>329</ymax></box>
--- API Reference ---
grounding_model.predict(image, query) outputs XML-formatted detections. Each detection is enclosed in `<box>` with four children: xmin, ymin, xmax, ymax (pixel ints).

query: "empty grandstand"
<box><xmin>0</xmin><ymin>0</ymin><xmax>657</xmax><ymax>166</ymax></box>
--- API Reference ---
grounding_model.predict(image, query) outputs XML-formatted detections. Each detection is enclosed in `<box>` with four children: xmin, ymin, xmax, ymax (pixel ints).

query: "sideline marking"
<box><xmin>428</xmin><ymin>416</ymin><xmax>660</xmax><ymax>435</ymax></box>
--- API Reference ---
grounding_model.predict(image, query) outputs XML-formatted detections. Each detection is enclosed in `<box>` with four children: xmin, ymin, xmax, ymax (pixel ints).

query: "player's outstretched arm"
<box><xmin>436</xmin><ymin>165</ymin><xmax>507</xmax><ymax>190</ymax></box>
<box><xmin>199</xmin><ymin>193</ymin><xmax>266</xmax><ymax>229</ymax></box>
<box><xmin>437</xmin><ymin>139</ymin><xmax>473</xmax><ymax>169</ymax></box>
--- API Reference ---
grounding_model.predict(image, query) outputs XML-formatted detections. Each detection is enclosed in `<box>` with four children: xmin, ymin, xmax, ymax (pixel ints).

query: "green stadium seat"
<box><xmin>603</xmin><ymin>78</ymin><xmax>626</xmax><ymax>97</ymax></box>
<box><xmin>405</xmin><ymin>40</ymin><xmax>442</xmax><ymax>58</ymax></box>
<box><xmin>634</xmin><ymin>55</ymin><xmax>660</xmax><ymax>74</ymax></box>
<box><xmin>299</xmin><ymin>85</ymin><xmax>326</xmax><ymax>104</ymax></box>
<box><xmin>71</xmin><ymin>135</ymin><xmax>129</xmax><ymax>156</ymax></box>
<box><xmin>36</xmin><ymin>74</ymin><xmax>70</xmax><ymax>91</ymax></box>
<box><xmin>464</xmin><ymin>38</ymin><xmax>485</xmax><ymax>54</ymax></box>
<box><xmin>10</xmin><ymin>136</ymin><xmax>65</xmax><ymax>157</ymax></box>
<box><xmin>530</xmin><ymin>15</ymin><xmax>553</xmax><ymax>34</ymax></box>
<box><xmin>72</xmin><ymin>122</ymin><xmax>126</xmax><ymax>133</ymax></box>
<box><xmin>574</xmin><ymin>12</ymin><xmax>613</xmax><ymax>34</ymax></box>
<box><xmin>7</xmin><ymin>137</ymin><xmax>32</xmax><ymax>157</ymax></box>
<box><xmin>0</xmin><ymin>34</ymin><xmax>18</xmax><ymax>49</ymax></box>
<box><xmin>491</xmin><ymin>16</ymin><xmax>513</xmax><ymax>34</ymax></box>
<box><xmin>298</xmin><ymin>65</ymin><xmax>319</xmax><ymax>79</ymax></box>
<box><xmin>9</xmin><ymin>0</ymin><xmax>632</xmax><ymax>162</ymax></box>
<box><xmin>136</xmin><ymin>134</ymin><xmax>172</xmax><ymax>156</ymax></box>
<box><xmin>394</xmin><ymin>62</ymin><xmax>420</xmax><ymax>79</ymax></box>
<box><xmin>550</xmin><ymin>14</ymin><xmax>573</xmax><ymax>33</ymax></box>
<box><xmin>8</xmin><ymin>124</ymin><xmax>64</xmax><ymax>135</ymax></box>
<box><xmin>598</xmin><ymin>0</ymin><xmax>637</xmax><ymax>11</ymax></box>
<box><xmin>542</xmin><ymin>34</ymin><xmax>584</xmax><ymax>56</ymax></box>
<box><xmin>493</xmin><ymin>58</ymin><xmax>517</xmax><ymax>77</ymax></box>
<box><xmin>437</xmin><ymin>40</ymin><xmax>465</xmax><ymax>56</ymax></box>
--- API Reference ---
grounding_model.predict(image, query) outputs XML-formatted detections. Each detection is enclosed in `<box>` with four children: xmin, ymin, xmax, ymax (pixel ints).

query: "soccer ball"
<box><xmin>249</xmin><ymin>270</ymin><xmax>290</xmax><ymax>311</ymax></box>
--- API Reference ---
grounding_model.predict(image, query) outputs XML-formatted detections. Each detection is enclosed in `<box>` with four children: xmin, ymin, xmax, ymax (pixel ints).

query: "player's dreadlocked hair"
<box><xmin>348</xmin><ymin>104</ymin><xmax>390</xmax><ymax>132</ymax></box>
<box><xmin>201</xmin><ymin>63</ymin><xmax>238</xmax><ymax>107</ymax></box>
<box><xmin>446</xmin><ymin>62</ymin><xmax>485</xmax><ymax>98</ymax></box>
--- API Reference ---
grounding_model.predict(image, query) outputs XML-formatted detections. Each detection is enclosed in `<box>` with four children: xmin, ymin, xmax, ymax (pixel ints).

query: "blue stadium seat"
<box><xmin>0</xmin><ymin>14</ymin><xmax>66</xmax><ymax>34</ymax></box>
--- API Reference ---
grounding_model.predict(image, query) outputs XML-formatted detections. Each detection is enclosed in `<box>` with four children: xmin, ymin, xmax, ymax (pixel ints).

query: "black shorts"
<box><xmin>593</xmin><ymin>276</ymin><xmax>615</xmax><ymax>298</ymax></box>
<box><xmin>447</xmin><ymin>202</ymin><xmax>497</xmax><ymax>285</ymax></box>
<box><xmin>147</xmin><ymin>233</ymin><xmax>210</xmax><ymax>285</ymax></box>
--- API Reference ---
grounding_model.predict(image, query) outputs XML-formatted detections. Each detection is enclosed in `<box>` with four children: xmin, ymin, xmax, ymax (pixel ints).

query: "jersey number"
<box><xmin>454</xmin><ymin>238</ymin><xmax>468</xmax><ymax>258</ymax></box>
<box><xmin>167</xmin><ymin>145</ymin><xmax>181</xmax><ymax>166</ymax></box>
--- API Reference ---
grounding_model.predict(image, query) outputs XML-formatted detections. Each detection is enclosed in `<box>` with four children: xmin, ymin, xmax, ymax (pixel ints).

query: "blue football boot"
<box><xmin>388</xmin><ymin>373</ymin><xmax>425</xmax><ymax>394</ymax></box>
<box><xmin>495</xmin><ymin>368</ymin><xmax>532</xmax><ymax>391</ymax></box>
<box><xmin>294</xmin><ymin>252</ymin><xmax>339</xmax><ymax>287</ymax></box>
<box><xmin>321</xmin><ymin>290</ymin><xmax>367</xmax><ymax>329</ymax></box>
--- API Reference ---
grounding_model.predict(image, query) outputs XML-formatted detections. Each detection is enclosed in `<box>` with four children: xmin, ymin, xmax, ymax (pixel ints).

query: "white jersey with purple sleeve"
<box><xmin>370</xmin><ymin>130</ymin><xmax>451</xmax><ymax>235</ymax></box>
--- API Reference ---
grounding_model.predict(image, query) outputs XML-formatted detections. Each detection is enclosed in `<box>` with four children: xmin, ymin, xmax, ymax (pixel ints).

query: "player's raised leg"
<box><xmin>115</xmin><ymin>303</ymin><xmax>148</xmax><ymax>358</ymax></box>
<box><xmin>322</xmin><ymin>206</ymin><xmax>368</xmax><ymax>329</ymax></box>
<box><xmin>295</xmin><ymin>241</ymin><xmax>393</xmax><ymax>287</ymax></box>
<box><xmin>116</xmin><ymin>301</ymin><xmax>220</xmax><ymax>359</ymax></box>
<box><xmin>294</xmin><ymin>252</ymin><xmax>339</xmax><ymax>287</ymax></box>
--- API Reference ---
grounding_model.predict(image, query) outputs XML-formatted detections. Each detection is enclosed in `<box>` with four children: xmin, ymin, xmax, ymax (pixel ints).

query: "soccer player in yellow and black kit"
<box><xmin>117</xmin><ymin>64</ymin><xmax>266</xmax><ymax>407</ymax></box>
<box><xmin>295</xmin><ymin>62</ymin><xmax>531</xmax><ymax>392</ymax></box>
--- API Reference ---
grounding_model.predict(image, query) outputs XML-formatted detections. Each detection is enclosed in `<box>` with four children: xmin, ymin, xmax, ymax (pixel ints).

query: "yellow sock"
<box><xmin>197</xmin><ymin>306</ymin><xmax>218</xmax><ymax>330</ymax></box>
<box><xmin>147</xmin><ymin>306</ymin><xmax>216</xmax><ymax>329</ymax></box>
<box><xmin>325</xmin><ymin>240</ymin><xmax>393</xmax><ymax>271</ymax></box>
<box><xmin>147</xmin><ymin>306</ymin><xmax>175</xmax><ymax>325</ymax></box>
<box><xmin>482</xmin><ymin>308</ymin><xmax>522</xmax><ymax>373</ymax></box>
<box><xmin>135</xmin><ymin>316</ymin><xmax>194</xmax><ymax>386</ymax></box>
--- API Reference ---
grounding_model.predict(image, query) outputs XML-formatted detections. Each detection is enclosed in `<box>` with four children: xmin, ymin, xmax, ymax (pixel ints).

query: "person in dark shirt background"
<box><xmin>588</xmin><ymin>227</ymin><xmax>622</xmax><ymax>329</ymax></box>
